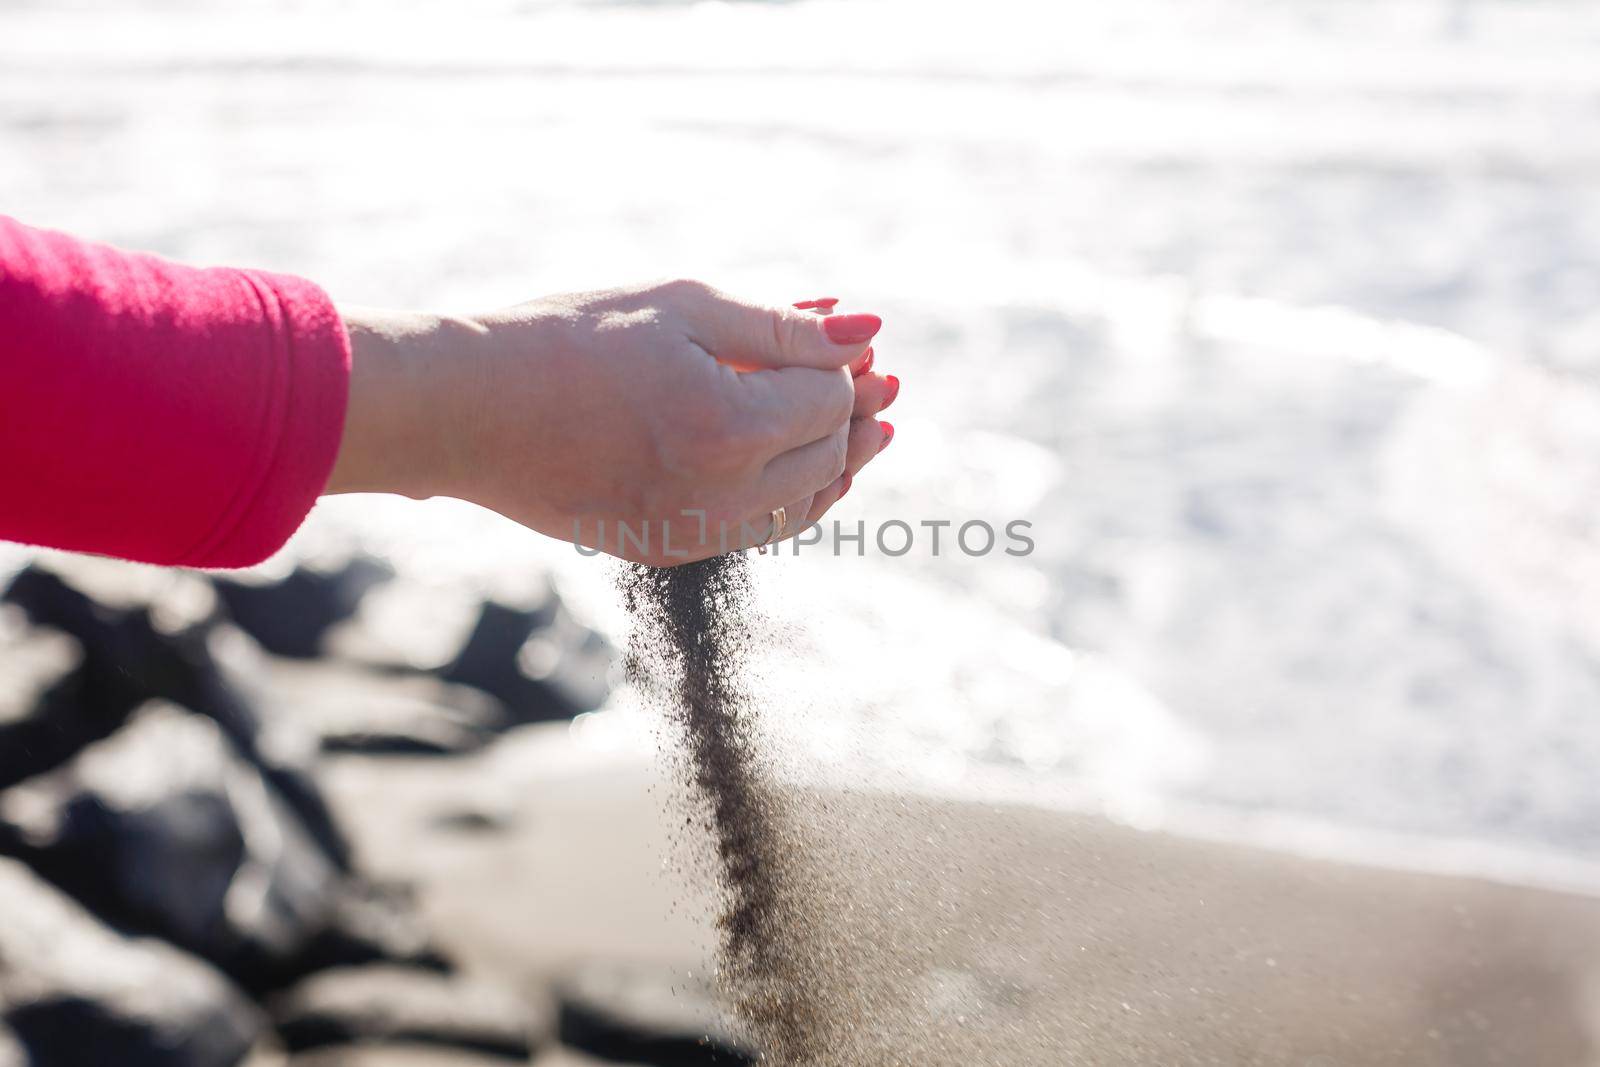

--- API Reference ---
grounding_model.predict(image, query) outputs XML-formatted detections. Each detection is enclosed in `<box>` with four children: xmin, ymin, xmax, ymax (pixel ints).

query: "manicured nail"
<box><xmin>794</xmin><ymin>297</ymin><xmax>839</xmax><ymax>311</ymax></box>
<box><xmin>822</xmin><ymin>313</ymin><xmax>882</xmax><ymax>346</ymax></box>
<box><xmin>880</xmin><ymin>374</ymin><xmax>900</xmax><ymax>411</ymax></box>
<box><xmin>852</xmin><ymin>347</ymin><xmax>875</xmax><ymax>377</ymax></box>
<box><xmin>840</xmin><ymin>472</ymin><xmax>853</xmax><ymax>498</ymax></box>
<box><xmin>878</xmin><ymin>420</ymin><xmax>894</xmax><ymax>452</ymax></box>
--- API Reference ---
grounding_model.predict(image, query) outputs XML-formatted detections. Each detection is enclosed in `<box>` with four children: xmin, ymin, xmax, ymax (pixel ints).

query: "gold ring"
<box><xmin>757</xmin><ymin>506</ymin><xmax>786</xmax><ymax>554</ymax></box>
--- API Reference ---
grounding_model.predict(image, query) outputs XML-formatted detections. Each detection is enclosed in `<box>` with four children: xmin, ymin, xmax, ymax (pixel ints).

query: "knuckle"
<box><xmin>651</xmin><ymin>277</ymin><xmax>714</xmax><ymax>304</ymax></box>
<box><xmin>853</xmin><ymin>412</ymin><xmax>881</xmax><ymax>447</ymax></box>
<box><xmin>768</xmin><ymin>308</ymin><xmax>801</xmax><ymax>359</ymax></box>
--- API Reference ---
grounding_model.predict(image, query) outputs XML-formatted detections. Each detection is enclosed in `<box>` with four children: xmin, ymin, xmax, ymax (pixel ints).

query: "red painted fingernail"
<box><xmin>840</xmin><ymin>472</ymin><xmax>853</xmax><ymax>498</ymax></box>
<box><xmin>881</xmin><ymin>374</ymin><xmax>900</xmax><ymax>411</ymax></box>
<box><xmin>852</xmin><ymin>347</ymin><xmax>874</xmax><ymax>377</ymax></box>
<box><xmin>793</xmin><ymin>297</ymin><xmax>840</xmax><ymax>311</ymax></box>
<box><xmin>878</xmin><ymin>420</ymin><xmax>894</xmax><ymax>452</ymax></box>
<box><xmin>822</xmin><ymin>313</ymin><xmax>882</xmax><ymax>346</ymax></box>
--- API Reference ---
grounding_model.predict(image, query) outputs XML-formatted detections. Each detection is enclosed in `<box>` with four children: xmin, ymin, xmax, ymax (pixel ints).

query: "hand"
<box><xmin>327</xmin><ymin>280</ymin><xmax>899</xmax><ymax>565</ymax></box>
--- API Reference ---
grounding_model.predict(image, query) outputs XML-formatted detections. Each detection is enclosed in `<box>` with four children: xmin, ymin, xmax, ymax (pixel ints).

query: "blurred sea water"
<box><xmin>6</xmin><ymin>0</ymin><xmax>1600</xmax><ymax>883</ymax></box>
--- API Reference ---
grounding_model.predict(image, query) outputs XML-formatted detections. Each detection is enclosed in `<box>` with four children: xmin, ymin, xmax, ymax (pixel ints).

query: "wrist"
<box><xmin>326</xmin><ymin>306</ymin><xmax>489</xmax><ymax>500</ymax></box>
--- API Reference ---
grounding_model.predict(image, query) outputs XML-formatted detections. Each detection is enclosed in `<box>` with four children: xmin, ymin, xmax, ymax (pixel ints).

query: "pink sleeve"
<box><xmin>0</xmin><ymin>216</ymin><xmax>351</xmax><ymax>568</ymax></box>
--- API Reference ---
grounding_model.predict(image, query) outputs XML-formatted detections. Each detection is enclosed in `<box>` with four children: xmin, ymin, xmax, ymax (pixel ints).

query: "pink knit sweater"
<box><xmin>0</xmin><ymin>216</ymin><xmax>351</xmax><ymax>568</ymax></box>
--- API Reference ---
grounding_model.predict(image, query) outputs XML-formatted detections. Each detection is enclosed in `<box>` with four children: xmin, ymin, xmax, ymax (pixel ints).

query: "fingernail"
<box><xmin>881</xmin><ymin>374</ymin><xmax>900</xmax><ymax>411</ymax></box>
<box><xmin>840</xmin><ymin>472</ymin><xmax>853</xmax><ymax>498</ymax></box>
<box><xmin>852</xmin><ymin>347</ymin><xmax>875</xmax><ymax>377</ymax></box>
<box><xmin>794</xmin><ymin>297</ymin><xmax>839</xmax><ymax>311</ymax></box>
<box><xmin>822</xmin><ymin>313</ymin><xmax>882</xmax><ymax>345</ymax></box>
<box><xmin>878</xmin><ymin>420</ymin><xmax>894</xmax><ymax>452</ymax></box>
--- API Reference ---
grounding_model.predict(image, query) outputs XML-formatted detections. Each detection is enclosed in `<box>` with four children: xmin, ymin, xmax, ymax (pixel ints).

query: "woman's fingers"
<box><xmin>772</xmin><ymin>493</ymin><xmax>817</xmax><ymax>546</ymax></box>
<box><xmin>845</xmin><ymin>415</ymin><xmax>892</xmax><ymax>478</ymax></box>
<box><xmin>734</xmin><ymin>365</ymin><xmax>854</xmax><ymax>456</ymax></box>
<box><xmin>718</xmin><ymin>491</ymin><xmax>819</xmax><ymax>554</ymax></box>
<box><xmin>686</xmin><ymin>284</ymin><xmax>880</xmax><ymax>371</ymax></box>
<box><xmin>795</xmin><ymin>420</ymin><xmax>883</xmax><ymax>533</ymax></box>
<box><xmin>719</xmin><ymin>313</ymin><xmax>897</xmax><ymax>462</ymax></box>
<box><xmin>712</xmin><ymin>292</ymin><xmax>895</xmax><ymax>496</ymax></box>
<box><xmin>851</xmin><ymin>371</ymin><xmax>899</xmax><ymax>417</ymax></box>
<box><xmin>805</xmin><ymin>471</ymin><xmax>850</xmax><ymax>525</ymax></box>
<box><xmin>758</xmin><ymin>421</ymin><xmax>849</xmax><ymax>505</ymax></box>
<box><xmin>795</xmin><ymin>300</ymin><xmax>876</xmax><ymax>377</ymax></box>
<box><xmin>715</xmin><ymin>413</ymin><xmax>892</xmax><ymax>559</ymax></box>
<box><xmin>754</xmin><ymin>415</ymin><xmax>889</xmax><ymax>525</ymax></box>
<box><xmin>715</xmin><ymin>456</ymin><xmax>859</xmax><ymax>561</ymax></box>
<box><xmin>805</xmin><ymin>416</ymin><xmax>888</xmax><ymax>523</ymax></box>
<box><xmin>764</xmin><ymin>411</ymin><xmax>893</xmax><ymax>501</ymax></box>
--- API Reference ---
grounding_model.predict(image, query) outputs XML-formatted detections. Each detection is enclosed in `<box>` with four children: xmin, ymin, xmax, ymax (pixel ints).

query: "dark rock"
<box><xmin>321</xmin><ymin>577</ymin><xmax>484</xmax><ymax>674</ymax></box>
<box><xmin>0</xmin><ymin>608</ymin><xmax>93</xmax><ymax>791</ymax></box>
<box><xmin>442</xmin><ymin>596</ymin><xmax>614</xmax><ymax>725</ymax></box>
<box><xmin>213</xmin><ymin>558</ymin><xmax>392</xmax><ymax>659</ymax></box>
<box><xmin>321</xmin><ymin>572</ymin><xmax>615</xmax><ymax>725</ymax></box>
<box><xmin>4</xmin><ymin>566</ymin><xmax>353</xmax><ymax>869</ymax></box>
<box><xmin>555</xmin><ymin>963</ymin><xmax>754</xmax><ymax>1066</ymax></box>
<box><xmin>319</xmin><ymin>732</ymin><xmax>481</xmax><ymax>758</ymax></box>
<box><xmin>221</xmin><ymin>564</ymin><xmax>612</xmax><ymax>734</ymax></box>
<box><xmin>282</xmin><ymin>878</ymin><xmax>452</xmax><ymax>983</ymax></box>
<box><xmin>255</xmin><ymin>659</ymin><xmax>506</xmax><ymax>758</ymax></box>
<box><xmin>288</xmin><ymin>1045</ymin><xmax>541</xmax><ymax>1067</ymax></box>
<box><xmin>4</xmin><ymin>566</ymin><xmax>226</xmax><ymax>720</ymax></box>
<box><xmin>0</xmin><ymin>702</ymin><xmax>340</xmax><ymax>991</ymax></box>
<box><xmin>428</xmin><ymin>807</ymin><xmax>515</xmax><ymax>835</ymax></box>
<box><xmin>270</xmin><ymin>966</ymin><xmax>548</xmax><ymax>1059</ymax></box>
<box><xmin>0</xmin><ymin>567</ymin><xmax>200</xmax><ymax>784</ymax></box>
<box><xmin>0</xmin><ymin>854</ymin><xmax>263</xmax><ymax>1067</ymax></box>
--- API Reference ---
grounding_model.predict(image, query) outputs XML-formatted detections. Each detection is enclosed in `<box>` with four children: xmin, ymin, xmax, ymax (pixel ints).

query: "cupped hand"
<box><xmin>330</xmin><ymin>280</ymin><xmax>898</xmax><ymax>565</ymax></box>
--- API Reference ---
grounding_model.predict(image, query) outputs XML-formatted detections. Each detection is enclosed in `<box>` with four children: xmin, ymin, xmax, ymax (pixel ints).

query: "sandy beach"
<box><xmin>323</xmin><ymin>725</ymin><xmax>1600</xmax><ymax>1065</ymax></box>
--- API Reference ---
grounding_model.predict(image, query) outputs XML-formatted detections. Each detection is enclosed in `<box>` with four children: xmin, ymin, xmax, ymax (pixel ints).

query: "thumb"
<box><xmin>695</xmin><ymin>292</ymin><xmax>881</xmax><ymax>371</ymax></box>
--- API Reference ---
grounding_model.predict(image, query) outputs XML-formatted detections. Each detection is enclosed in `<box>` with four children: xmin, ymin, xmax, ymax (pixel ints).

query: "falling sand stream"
<box><xmin>619</xmin><ymin>556</ymin><xmax>844</xmax><ymax>1064</ymax></box>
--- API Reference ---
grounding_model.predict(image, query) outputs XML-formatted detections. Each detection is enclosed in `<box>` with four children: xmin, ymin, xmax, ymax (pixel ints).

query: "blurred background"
<box><xmin>6</xmin><ymin>0</ymin><xmax>1600</xmax><ymax>1064</ymax></box>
